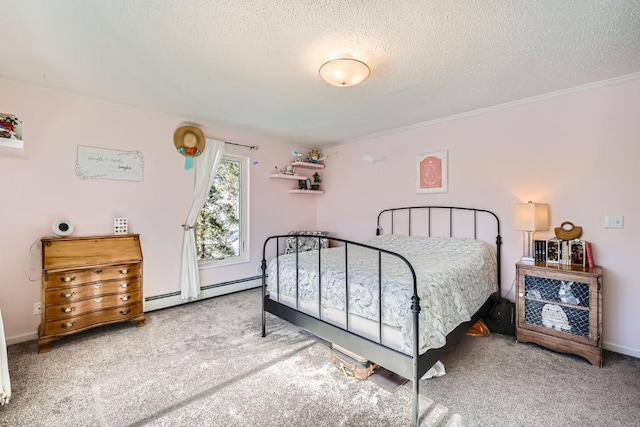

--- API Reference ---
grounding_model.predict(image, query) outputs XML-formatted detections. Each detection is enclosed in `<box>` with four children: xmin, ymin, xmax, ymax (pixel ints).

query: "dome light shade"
<box><xmin>319</xmin><ymin>57</ymin><xmax>370</xmax><ymax>87</ymax></box>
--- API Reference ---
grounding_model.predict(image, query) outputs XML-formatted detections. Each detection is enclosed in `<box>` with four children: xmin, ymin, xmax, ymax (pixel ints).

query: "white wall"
<box><xmin>0</xmin><ymin>79</ymin><xmax>318</xmax><ymax>342</ymax></box>
<box><xmin>317</xmin><ymin>76</ymin><xmax>640</xmax><ymax>357</ymax></box>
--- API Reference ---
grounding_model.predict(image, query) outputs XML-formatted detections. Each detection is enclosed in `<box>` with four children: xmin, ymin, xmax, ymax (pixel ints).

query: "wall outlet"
<box><xmin>33</xmin><ymin>302</ymin><xmax>41</xmax><ymax>315</ymax></box>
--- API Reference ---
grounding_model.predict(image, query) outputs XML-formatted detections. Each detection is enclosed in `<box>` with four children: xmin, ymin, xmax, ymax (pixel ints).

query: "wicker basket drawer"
<box><xmin>45</xmin><ymin>278</ymin><xmax>141</xmax><ymax>305</ymax></box>
<box><xmin>43</xmin><ymin>303</ymin><xmax>142</xmax><ymax>336</ymax></box>
<box><xmin>45</xmin><ymin>290</ymin><xmax>142</xmax><ymax>320</ymax></box>
<box><xmin>45</xmin><ymin>264</ymin><xmax>140</xmax><ymax>288</ymax></box>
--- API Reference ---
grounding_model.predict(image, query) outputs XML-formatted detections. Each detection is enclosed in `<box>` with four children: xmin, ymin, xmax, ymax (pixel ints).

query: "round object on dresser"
<box><xmin>52</xmin><ymin>219</ymin><xmax>74</xmax><ymax>237</ymax></box>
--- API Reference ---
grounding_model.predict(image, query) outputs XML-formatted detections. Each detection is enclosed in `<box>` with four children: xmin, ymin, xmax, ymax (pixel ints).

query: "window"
<box><xmin>196</xmin><ymin>154</ymin><xmax>249</xmax><ymax>266</ymax></box>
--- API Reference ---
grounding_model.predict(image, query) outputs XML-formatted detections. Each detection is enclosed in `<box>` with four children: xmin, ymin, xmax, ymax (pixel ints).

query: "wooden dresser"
<box><xmin>39</xmin><ymin>234</ymin><xmax>145</xmax><ymax>353</ymax></box>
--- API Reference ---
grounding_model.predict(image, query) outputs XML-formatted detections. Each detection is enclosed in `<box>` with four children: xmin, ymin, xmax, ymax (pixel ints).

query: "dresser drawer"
<box><xmin>43</xmin><ymin>302</ymin><xmax>142</xmax><ymax>336</ymax></box>
<box><xmin>45</xmin><ymin>290</ymin><xmax>142</xmax><ymax>320</ymax></box>
<box><xmin>44</xmin><ymin>278</ymin><xmax>141</xmax><ymax>305</ymax></box>
<box><xmin>46</xmin><ymin>264</ymin><xmax>140</xmax><ymax>288</ymax></box>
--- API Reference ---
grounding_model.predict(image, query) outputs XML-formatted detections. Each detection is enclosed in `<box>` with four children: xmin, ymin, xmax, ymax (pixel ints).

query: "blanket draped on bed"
<box><xmin>266</xmin><ymin>235</ymin><xmax>497</xmax><ymax>355</ymax></box>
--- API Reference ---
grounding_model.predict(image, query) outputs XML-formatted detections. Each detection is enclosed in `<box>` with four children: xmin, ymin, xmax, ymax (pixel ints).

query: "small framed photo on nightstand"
<box><xmin>569</xmin><ymin>239</ymin><xmax>586</xmax><ymax>266</ymax></box>
<box><xmin>546</xmin><ymin>239</ymin><xmax>560</xmax><ymax>263</ymax></box>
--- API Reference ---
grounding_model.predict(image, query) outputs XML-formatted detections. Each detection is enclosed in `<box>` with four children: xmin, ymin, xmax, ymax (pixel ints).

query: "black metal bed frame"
<box><xmin>261</xmin><ymin>206</ymin><xmax>502</xmax><ymax>426</ymax></box>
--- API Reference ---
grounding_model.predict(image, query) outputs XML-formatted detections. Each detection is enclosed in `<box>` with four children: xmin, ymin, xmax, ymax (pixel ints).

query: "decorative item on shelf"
<box><xmin>311</xmin><ymin>172</ymin><xmax>322</xmax><ymax>190</ymax></box>
<box><xmin>284</xmin><ymin>164</ymin><xmax>294</xmax><ymax>175</ymax></box>
<box><xmin>554</xmin><ymin>221</ymin><xmax>583</xmax><ymax>240</ymax></box>
<box><xmin>307</xmin><ymin>149</ymin><xmax>324</xmax><ymax>164</ymax></box>
<box><xmin>291</xmin><ymin>150</ymin><xmax>303</xmax><ymax>163</ymax></box>
<box><xmin>513</xmin><ymin>201</ymin><xmax>549</xmax><ymax>263</ymax></box>
<box><xmin>174</xmin><ymin>125</ymin><xmax>205</xmax><ymax>170</ymax></box>
<box><xmin>0</xmin><ymin>113</ymin><xmax>22</xmax><ymax>140</ymax></box>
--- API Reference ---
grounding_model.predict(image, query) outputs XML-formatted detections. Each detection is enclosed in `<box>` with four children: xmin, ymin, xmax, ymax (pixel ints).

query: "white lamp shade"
<box><xmin>319</xmin><ymin>58</ymin><xmax>370</xmax><ymax>87</ymax></box>
<box><xmin>514</xmin><ymin>202</ymin><xmax>549</xmax><ymax>232</ymax></box>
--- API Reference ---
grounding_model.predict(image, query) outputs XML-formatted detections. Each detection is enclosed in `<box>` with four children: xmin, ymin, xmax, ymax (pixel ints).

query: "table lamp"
<box><xmin>514</xmin><ymin>201</ymin><xmax>549</xmax><ymax>262</ymax></box>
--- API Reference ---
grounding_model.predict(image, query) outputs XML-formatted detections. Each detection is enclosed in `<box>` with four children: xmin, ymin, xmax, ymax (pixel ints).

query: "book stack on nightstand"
<box><xmin>515</xmin><ymin>262</ymin><xmax>603</xmax><ymax>366</ymax></box>
<box><xmin>533</xmin><ymin>239</ymin><xmax>595</xmax><ymax>267</ymax></box>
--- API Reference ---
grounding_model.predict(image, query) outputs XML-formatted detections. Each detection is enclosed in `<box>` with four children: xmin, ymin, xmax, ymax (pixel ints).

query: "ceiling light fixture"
<box><xmin>319</xmin><ymin>54</ymin><xmax>370</xmax><ymax>87</ymax></box>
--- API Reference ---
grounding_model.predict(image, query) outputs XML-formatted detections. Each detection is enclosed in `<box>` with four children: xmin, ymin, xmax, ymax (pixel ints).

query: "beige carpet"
<box><xmin>2</xmin><ymin>289</ymin><xmax>460</xmax><ymax>426</ymax></box>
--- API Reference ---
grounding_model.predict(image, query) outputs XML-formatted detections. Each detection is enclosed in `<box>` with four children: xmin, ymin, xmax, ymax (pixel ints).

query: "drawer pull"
<box><xmin>94</xmin><ymin>297</ymin><xmax>103</xmax><ymax>303</ymax></box>
<box><xmin>60</xmin><ymin>307</ymin><xmax>76</xmax><ymax>313</ymax></box>
<box><xmin>119</xmin><ymin>268</ymin><xmax>131</xmax><ymax>274</ymax></box>
<box><xmin>120</xmin><ymin>295</ymin><xmax>131</xmax><ymax>301</ymax></box>
<box><xmin>119</xmin><ymin>309</ymin><xmax>131</xmax><ymax>315</ymax></box>
<box><xmin>60</xmin><ymin>291</ymin><xmax>76</xmax><ymax>298</ymax></box>
<box><xmin>94</xmin><ymin>283</ymin><xmax>102</xmax><ymax>289</ymax></box>
<box><xmin>61</xmin><ymin>276</ymin><xmax>76</xmax><ymax>283</ymax></box>
<box><xmin>61</xmin><ymin>321</ymin><xmax>76</xmax><ymax>328</ymax></box>
<box><xmin>119</xmin><ymin>282</ymin><xmax>130</xmax><ymax>288</ymax></box>
<box><xmin>94</xmin><ymin>269</ymin><xmax>103</xmax><ymax>274</ymax></box>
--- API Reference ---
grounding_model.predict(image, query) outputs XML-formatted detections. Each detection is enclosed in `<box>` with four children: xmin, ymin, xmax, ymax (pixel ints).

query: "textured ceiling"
<box><xmin>1</xmin><ymin>1</ymin><xmax>639</xmax><ymax>147</ymax></box>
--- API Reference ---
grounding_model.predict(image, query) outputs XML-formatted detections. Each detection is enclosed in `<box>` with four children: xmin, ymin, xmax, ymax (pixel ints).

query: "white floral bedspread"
<box><xmin>266</xmin><ymin>235</ymin><xmax>497</xmax><ymax>354</ymax></box>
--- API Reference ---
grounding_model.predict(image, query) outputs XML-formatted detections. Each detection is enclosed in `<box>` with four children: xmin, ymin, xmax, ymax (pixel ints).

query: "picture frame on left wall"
<box><xmin>416</xmin><ymin>150</ymin><xmax>448</xmax><ymax>194</ymax></box>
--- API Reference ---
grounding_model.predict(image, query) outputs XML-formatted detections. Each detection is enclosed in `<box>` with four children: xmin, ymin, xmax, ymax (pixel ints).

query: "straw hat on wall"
<box><xmin>174</xmin><ymin>125</ymin><xmax>205</xmax><ymax>157</ymax></box>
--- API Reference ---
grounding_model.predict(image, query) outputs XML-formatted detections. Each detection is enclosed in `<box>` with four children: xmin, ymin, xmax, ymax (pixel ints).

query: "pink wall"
<box><xmin>2</xmin><ymin>76</ymin><xmax>638</xmax><ymax>358</ymax></box>
<box><xmin>318</xmin><ymin>77</ymin><xmax>640</xmax><ymax>357</ymax></box>
<box><xmin>0</xmin><ymin>79</ymin><xmax>318</xmax><ymax>341</ymax></box>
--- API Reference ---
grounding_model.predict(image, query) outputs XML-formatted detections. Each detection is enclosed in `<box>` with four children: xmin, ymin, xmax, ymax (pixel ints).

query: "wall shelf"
<box><xmin>291</xmin><ymin>161</ymin><xmax>324</xmax><ymax>169</ymax></box>
<box><xmin>269</xmin><ymin>174</ymin><xmax>306</xmax><ymax>181</ymax></box>
<box><xmin>289</xmin><ymin>190</ymin><xmax>324</xmax><ymax>195</ymax></box>
<box><xmin>270</xmin><ymin>161</ymin><xmax>324</xmax><ymax>195</ymax></box>
<box><xmin>0</xmin><ymin>138</ymin><xmax>27</xmax><ymax>159</ymax></box>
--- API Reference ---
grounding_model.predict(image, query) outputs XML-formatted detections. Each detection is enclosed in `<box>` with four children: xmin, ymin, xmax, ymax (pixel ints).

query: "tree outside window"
<box><xmin>196</xmin><ymin>156</ymin><xmax>247</xmax><ymax>263</ymax></box>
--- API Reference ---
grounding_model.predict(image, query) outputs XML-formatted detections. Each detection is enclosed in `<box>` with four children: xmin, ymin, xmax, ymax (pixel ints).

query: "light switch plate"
<box><xmin>604</xmin><ymin>215</ymin><xmax>624</xmax><ymax>229</ymax></box>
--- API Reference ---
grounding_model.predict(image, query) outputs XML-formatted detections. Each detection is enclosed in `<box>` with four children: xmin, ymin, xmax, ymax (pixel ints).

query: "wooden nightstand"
<box><xmin>515</xmin><ymin>262</ymin><xmax>603</xmax><ymax>366</ymax></box>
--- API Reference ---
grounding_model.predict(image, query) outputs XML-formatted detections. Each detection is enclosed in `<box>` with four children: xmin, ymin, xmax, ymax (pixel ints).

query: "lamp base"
<box><xmin>521</xmin><ymin>256</ymin><xmax>535</xmax><ymax>263</ymax></box>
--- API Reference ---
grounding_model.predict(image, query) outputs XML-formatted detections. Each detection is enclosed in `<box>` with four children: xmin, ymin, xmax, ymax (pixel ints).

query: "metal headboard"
<box><xmin>376</xmin><ymin>205</ymin><xmax>502</xmax><ymax>293</ymax></box>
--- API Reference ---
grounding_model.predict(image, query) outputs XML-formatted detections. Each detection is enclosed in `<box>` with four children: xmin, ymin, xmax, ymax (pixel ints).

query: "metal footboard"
<box><xmin>261</xmin><ymin>234</ymin><xmax>423</xmax><ymax>424</ymax></box>
<box><xmin>261</xmin><ymin>206</ymin><xmax>502</xmax><ymax>427</ymax></box>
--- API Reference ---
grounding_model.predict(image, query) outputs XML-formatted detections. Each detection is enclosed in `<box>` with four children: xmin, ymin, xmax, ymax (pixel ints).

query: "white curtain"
<box><xmin>0</xmin><ymin>309</ymin><xmax>11</xmax><ymax>405</ymax></box>
<box><xmin>180</xmin><ymin>138</ymin><xmax>226</xmax><ymax>301</ymax></box>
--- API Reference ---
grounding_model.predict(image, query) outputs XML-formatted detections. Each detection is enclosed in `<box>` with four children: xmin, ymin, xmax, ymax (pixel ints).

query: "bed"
<box><xmin>260</xmin><ymin>206</ymin><xmax>502</xmax><ymax>426</ymax></box>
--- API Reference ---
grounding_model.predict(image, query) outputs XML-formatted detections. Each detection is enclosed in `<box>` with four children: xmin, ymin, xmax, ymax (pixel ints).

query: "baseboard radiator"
<box><xmin>144</xmin><ymin>275</ymin><xmax>262</xmax><ymax>312</ymax></box>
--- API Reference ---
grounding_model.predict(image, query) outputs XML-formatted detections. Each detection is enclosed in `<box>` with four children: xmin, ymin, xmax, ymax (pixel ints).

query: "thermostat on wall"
<box><xmin>114</xmin><ymin>218</ymin><xmax>128</xmax><ymax>235</ymax></box>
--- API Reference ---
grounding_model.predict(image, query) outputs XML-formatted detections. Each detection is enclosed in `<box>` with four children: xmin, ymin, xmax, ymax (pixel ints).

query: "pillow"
<box><xmin>285</xmin><ymin>231</ymin><xmax>329</xmax><ymax>254</ymax></box>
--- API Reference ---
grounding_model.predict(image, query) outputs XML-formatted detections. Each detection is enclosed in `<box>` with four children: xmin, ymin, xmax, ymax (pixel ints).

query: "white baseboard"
<box><xmin>7</xmin><ymin>332</ymin><xmax>38</xmax><ymax>346</ymax></box>
<box><xmin>603</xmin><ymin>341</ymin><xmax>640</xmax><ymax>359</ymax></box>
